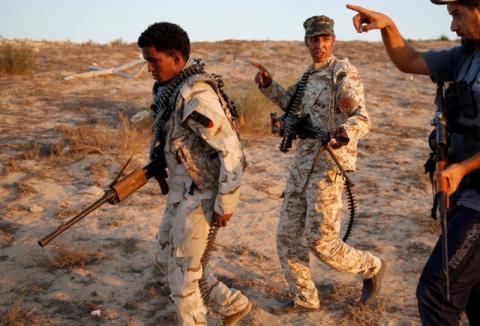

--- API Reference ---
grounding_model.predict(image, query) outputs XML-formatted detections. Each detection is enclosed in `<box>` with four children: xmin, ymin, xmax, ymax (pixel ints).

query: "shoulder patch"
<box><xmin>188</xmin><ymin>111</ymin><xmax>214</xmax><ymax>128</ymax></box>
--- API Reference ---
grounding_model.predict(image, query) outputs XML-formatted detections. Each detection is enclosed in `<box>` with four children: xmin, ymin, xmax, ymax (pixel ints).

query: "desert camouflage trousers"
<box><xmin>277</xmin><ymin>166</ymin><xmax>381</xmax><ymax>308</ymax></box>
<box><xmin>155</xmin><ymin>195</ymin><xmax>249</xmax><ymax>326</ymax></box>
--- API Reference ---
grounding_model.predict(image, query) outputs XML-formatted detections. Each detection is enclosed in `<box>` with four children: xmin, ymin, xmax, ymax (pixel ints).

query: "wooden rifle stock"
<box><xmin>38</xmin><ymin>158</ymin><xmax>168</xmax><ymax>247</ymax></box>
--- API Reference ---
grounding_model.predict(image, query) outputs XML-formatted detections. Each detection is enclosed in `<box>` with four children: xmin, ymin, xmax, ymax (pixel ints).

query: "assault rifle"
<box><xmin>38</xmin><ymin>145</ymin><xmax>168</xmax><ymax>247</ymax></box>
<box><xmin>284</xmin><ymin>114</ymin><xmax>354</xmax><ymax>191</ymax></box>
<box><xmin>284</xmin><ymin>114</ymin><xmax>356</xmax><ymax>242</ymax></box>
<box><xmin>431</xmin><ymin>81</ymin><xmax>451</xmax><ymax>302</ymax></box>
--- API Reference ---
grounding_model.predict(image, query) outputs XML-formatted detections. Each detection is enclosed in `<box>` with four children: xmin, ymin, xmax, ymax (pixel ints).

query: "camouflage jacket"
<box><xmin>156</xmin><ymin>74</ymin><xmax>243</xmax><ymax>216</ymax></box>
<box><xmin>260</xmin><ymin>56</ymin><xmax>370</xmax><ymax>172</ymax></box>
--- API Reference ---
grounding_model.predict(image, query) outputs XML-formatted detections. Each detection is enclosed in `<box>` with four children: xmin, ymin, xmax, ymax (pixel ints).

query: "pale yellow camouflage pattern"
<box><xmin>261</xmin><ymin>56</ymin><xmax>381</xmax><ymax>308</ymax></box>
<box><xmin>261</xmin><ymin>56</ymin><xmax>370</xmax><ymax>172</ymax></box>
<box><xmin>164</xmin><ymin>78</ymin><xmax>243</xmax><ymax>215</ymax></box>
<box><xmin>155</xmin><ymin>199</ymin><xmax>249</xmax><ymax>325</ymax></box>
<box><xmin>153</xmin><ymin>74</ymin><xmax>248</xmax><ymax>324</ymax></box>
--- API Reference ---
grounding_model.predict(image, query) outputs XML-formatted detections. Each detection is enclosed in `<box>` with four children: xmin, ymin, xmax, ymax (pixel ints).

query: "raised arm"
<box><xmin>252</xmin><ymin>61</ymin><xmax>297</xmax><ymax>111</ymax></box>
<box><xmin>346</xmin><ymin>4</ymin><xmax>431</xmax><ymax>75</ymax></box>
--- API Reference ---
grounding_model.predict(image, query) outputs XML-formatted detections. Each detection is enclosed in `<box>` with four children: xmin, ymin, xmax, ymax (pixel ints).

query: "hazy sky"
<box><xmin>1</xmin><ymin>0</ymin><xmax>455</xmax><ymax>43</ymax></box>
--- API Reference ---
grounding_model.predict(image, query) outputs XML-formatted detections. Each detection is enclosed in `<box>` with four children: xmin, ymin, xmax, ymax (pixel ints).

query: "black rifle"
<box><xmin>285</xmin><ymin>114</ymin><xmax>356</xmax><ymax>242</ymax></box>
<box><xmin>285</xmin><ymin>114</ymin><xmax>353</xmax><ymax>189</ymax></box>
<box><xmin>38</xmin><ymin>145</ymin><xmax>168</xmax><ymax>247</ymax></box>
<box><xmin>431</xmin><ymin>82</ymin><xmax>451</xmax><ymax>302</ymax></box>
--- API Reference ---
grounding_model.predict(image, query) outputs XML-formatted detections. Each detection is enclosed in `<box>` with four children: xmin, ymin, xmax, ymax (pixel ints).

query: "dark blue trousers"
<box><xmin>417</xmin><ymin>206</ymin><xmax>480</xmax><ymax>326</ymax></box>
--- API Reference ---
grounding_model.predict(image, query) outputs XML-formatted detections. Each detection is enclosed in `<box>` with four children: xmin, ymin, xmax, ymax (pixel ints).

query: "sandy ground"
<box><xmin>0</xmin><ymin>39</ymin><xmax>468</xmax><ymax>325</ymax></box>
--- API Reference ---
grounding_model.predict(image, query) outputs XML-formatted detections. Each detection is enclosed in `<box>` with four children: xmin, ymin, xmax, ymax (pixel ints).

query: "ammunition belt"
<box><xmin>279</xmin><ymin>68</ymin><xmax>312</xmax><ymax>153</ymax></box>
<box><xmin>198</xmin><ymin>222</ymin><xmax>219</xmax><ymax>310</ymax></box>
<box><xmin>150</xmin><ymin>59</ymin><xmax>241</xmax><ymax>160</ymax></box>
<box><xmin>150</xmin><ymin>59</ymin><xmax>207</xmax><ymax>159</ymax></box>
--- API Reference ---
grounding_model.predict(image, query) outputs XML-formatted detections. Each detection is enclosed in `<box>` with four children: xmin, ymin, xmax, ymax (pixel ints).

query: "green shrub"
<box><xmin>0</xmin><ymin>43</ymin><xmax>37</xmax><ymax>75</ymax></box>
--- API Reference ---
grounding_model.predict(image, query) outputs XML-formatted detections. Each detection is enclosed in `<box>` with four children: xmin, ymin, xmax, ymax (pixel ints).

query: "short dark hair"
<box><xmin>460</xmin><ymin>0</ymin><xmax>480</xmax><ymax>9</ymax></box>
<box><xmin>137</xmin><ymin>22</ymin><xmax>190</xmax><ymax>60</ymax></box>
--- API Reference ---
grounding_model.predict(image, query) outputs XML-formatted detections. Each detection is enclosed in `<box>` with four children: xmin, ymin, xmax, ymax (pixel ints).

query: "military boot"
<box><xmin>272</xmin><ymin>299</ymin><xmax>319</xmax><ymax>315</ymax></box>
<box><xmin>360</xmin><ymin>259</ymin><xmax>386</xmax><ymax>304</ymax></box>
<box><xmin>220</xmin><ymin>301</ymin><xmax>254</xmax><ymax>326</ymax></box>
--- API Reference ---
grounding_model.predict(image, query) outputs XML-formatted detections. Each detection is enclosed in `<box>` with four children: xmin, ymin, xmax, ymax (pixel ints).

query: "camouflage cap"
<box><xmin>303</xmin><ymin>15</ymin><xmax>335</xmax><ymax>37</ymax></box>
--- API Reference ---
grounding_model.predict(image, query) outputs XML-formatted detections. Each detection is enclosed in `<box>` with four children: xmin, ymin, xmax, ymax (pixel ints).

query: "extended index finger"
<box><xmin>346</xmin><ymin>4</ymin><xmax>369</xmax><ymax>15</ymax></box>
<box><xmin>251</xmin><ymin>61</ymin><xmax>267</xmax><ymax>72</ymax></box>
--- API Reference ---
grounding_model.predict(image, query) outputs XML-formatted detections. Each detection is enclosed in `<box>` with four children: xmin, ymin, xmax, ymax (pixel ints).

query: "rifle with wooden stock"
<box><xmin>38</xmin><ymin>145</ymin><xmax>168</xmax><ymax>247</ymax></box>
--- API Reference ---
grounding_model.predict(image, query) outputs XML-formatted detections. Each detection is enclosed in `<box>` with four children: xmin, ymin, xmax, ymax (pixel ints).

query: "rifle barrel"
<box><xmin>433</xmin><ymin>81</ymin><xmax>451</xmax><ymax>303</ymax></box>
<box><xmin>38</xmin><ymin>190</ymin><xmax>117</xmax><ymax>247</ymax></box>
<box><xmin>437</xmin><ymin>191</ymin><xmax>451</xmax><ymax>302</ymax></box>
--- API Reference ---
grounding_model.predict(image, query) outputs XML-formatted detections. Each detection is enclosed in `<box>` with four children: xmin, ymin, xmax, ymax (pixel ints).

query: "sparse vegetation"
<box><xmin>0</xmin><ymin>39</ymin><xmax>452</xmax><ymax>325</ymax></box>
<box><xmin>32</xmin><ymin>243</ymin><xmax>109</xmax><ymax>271</ymax></box>
<box><xmin>58</xmin><ymin>124</ymin><xmax>119</xmax><ymax>155</ymax></box>
<box><xmin>14</xmin><ymin>182</ymin><xmax>37</xmax><ymax>196</ymax></box>
<box><xmin>120</xmin><ymin>237</ymin><xmax>140</xmax><ymax>255</ymax></box>
<box><xmin>55</xmin><ymin>114</ymin><xmax>146</xmax><ymax>159</ymax></box>
<box><xmin>0</xmin><ymin>221</ymin><xmax>19</xmax><ymax>248</ymax></box>
<box><xmin>230</xmin><ymin>84</ymin><xmax>281</xmax><ymax>134</ymax></box>
<box><xmin>109</xmin><ymin>38</ymin><xmax>127</xmax><ymax>46</ymax></box>
<box><xmin>0</xmin><ymin>301</ymin><xmax>41</xmax><ymax>326</ymax></box>
<box><xmin>0</xmin><ymin>43</ymin><xmax>36</xmax><ymax>76</ymax></box>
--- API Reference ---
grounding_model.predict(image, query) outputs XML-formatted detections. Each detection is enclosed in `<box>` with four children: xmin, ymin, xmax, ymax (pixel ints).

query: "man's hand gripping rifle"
<box><xmin>284</xmin><ymin>114</ymin><xmax>354</xmax><ymax>193</ymax></box>
<box><xmin>277</xmin><ymin>114</ymin><xmax>356</xmax><ymax>242</ymax></box>
<box><xmin>38</xmin><ymin>144</ymin><xmax>169</xmax><ymax>247</ymax></box>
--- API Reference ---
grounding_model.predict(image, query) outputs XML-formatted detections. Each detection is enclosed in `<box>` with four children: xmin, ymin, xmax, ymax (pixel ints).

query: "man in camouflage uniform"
<box><xmin>138</xmin><ymin>22</ymin><xmax>253</xmax><ymax>326</ymax></box>
<box><xmin>253</xmin><ymin>15</ymin><xmax>386</xmax><ymax>312</ymax></box>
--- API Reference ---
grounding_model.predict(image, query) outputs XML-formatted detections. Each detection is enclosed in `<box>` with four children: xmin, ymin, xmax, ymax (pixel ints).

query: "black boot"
<box><xmin>360</xmin><ymin>259</ymin><xmax>386</xmax><ymax>304</ymax></box>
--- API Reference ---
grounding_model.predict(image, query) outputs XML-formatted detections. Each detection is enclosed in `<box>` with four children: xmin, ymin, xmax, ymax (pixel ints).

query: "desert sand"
<box><xmin>0</xmin><ymin>39</ymin><xmax>468</xmax><ymax>325</ymax></box>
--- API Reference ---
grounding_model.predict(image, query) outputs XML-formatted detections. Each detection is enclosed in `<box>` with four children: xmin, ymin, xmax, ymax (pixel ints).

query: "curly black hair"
<box><xmin>138</xmin><ymin>22</ymin><xmax>190</xmax><ymax>60</ymax></box>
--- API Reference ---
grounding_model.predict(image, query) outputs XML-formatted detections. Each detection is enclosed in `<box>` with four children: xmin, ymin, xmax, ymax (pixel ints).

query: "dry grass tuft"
<box><xmin>104</xmin><ymin>237</ymin><xmax>140</xmax><ymax>255</ymax></box>
<box><xmin>229</xmin><ymin>84</ymin><xmax>280</xmax><ymax>134</ymax></box>
<box><xmin>55</xmin><ymin>202</ymin><xmax>83</xmax><ymax>220</ymax></box>
<box><xmin>108</xmin><ymin>38</ymin><xmax>128</xmax><ymax>47</ymax></box>
<box><xmin>0</xmin><ymin>300</ymin><xmax>42</xmax><ymax>326</ymax></box>
<box><xmin>136</xmin><ymin>280</ymin><xmax>171</xmax><ymax>302</ymax></box>
<box><xmin>15</xmin><ymin>141</ymin><xmax>64</xmax><ymax>160</ymax></box>
<box><xmin>56</xmin><ymin>117</ymin><xmax>147</xmax><ymax>159</ymax></box>
<box><xmin>14</xmin><ymin>182</ymin><xmax>38</xmax><ymax>196</ymax></box>
<box><xmin>33</xmin><ymin>242</ymin><xmax>109</xmax><ymax>271</ymax></box>
<box><xmin>0</xmin><ymin>43</ymin><xmax>37</xmax><ymax>76</ymax></box>
<box><xmin>87</xmin><ymin>160</ymin><xmax>108</xmax><ymax>186</ymax></box>
<box><xmin>120</xmin><ymin>237</ymin><xmax>140</xmax><ymax>255</ymax></box>
<box><xmin>58</xmin><ymin>124</ymin><xmax>120</xmax><ymax>156</ymax></box>
<box><xmin>0</xmin><ymin>220</ymin><xmax>20</xmax><ymax>248</ymax></box>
